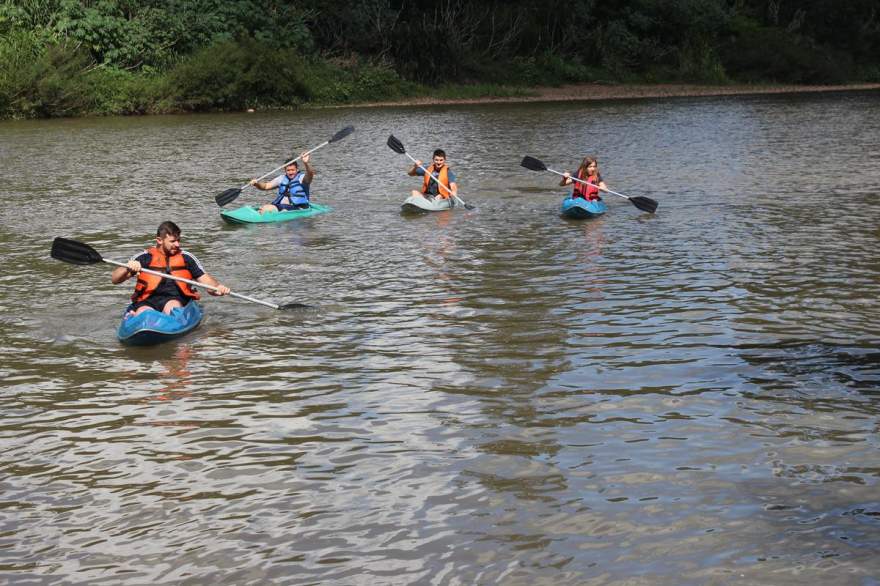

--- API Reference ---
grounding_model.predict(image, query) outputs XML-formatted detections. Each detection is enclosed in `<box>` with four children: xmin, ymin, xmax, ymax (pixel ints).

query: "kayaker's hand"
<box><xmin>301</xmin><ymin>152</ymin><xmax>310</xmax><ymax>164</ymax></box>
<box><xmin>414</xmin><ymin>160</ymin><xmax>423</xmax><ymax>168</ymax></box>
<box><xmin>211</xmin><ymin>284</ymin><xmax>231</xmax><ymax>296</ymax></box>
<box><xmin>126</xmin><ymin>260</ymin><xmax>141</xmax><ymax>275</ymax></box>
<box><xmin>249</xmin><ymin>179</ymin><xmax>259</xmax><ymax>187</ymax></box>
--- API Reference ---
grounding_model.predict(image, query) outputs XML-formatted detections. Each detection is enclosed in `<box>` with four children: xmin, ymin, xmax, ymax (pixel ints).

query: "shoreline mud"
<box><xmin>333</xmin><ymin>82</ymin><xmax>880</xmax><ymax>109</ymax></box>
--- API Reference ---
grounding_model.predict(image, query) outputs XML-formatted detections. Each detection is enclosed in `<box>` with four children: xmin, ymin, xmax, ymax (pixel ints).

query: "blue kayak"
<box><xmin>117</xmin><ymin>302</ymin><xmax>203</xmax><ymax>346</ymax></box>
<box><xmin>561</xmin><ymin>197</ymin><xmax>607</xmax><ymax>219</ymax></box>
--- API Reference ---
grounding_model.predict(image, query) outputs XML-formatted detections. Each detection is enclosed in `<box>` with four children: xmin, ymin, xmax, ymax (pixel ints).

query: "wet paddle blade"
<box><xmin>277</xmin><ymin>302</ymin><xmax>311</xmax><ymax>310</ymax></box>
<box><xmin>520</xmin><ymin>156</ymin><xmax>547</xmax><ymax>172</ymax></box>
<box><xmin>51</xmin><ymin>237</ymin><xmax>103</xmax><ymax>265</ymax></box>
<box><xmin>215</xmin><ymin>187</ymin><xmax>242</xmax><ymax>207</ymax></box>
<box><xmin>631</xmin><ymin>196</ymin><xmax>658</xmax><ymax>214</ymax></box>
<box><xmin>387</xmin><ymin>135</ymin><xmax>406</xmax><ymax>154</ymax></box>
<box><xmin>330</xmin><ymin>126</ymin><xmax>355</xmax><ymax>143</ymax></box>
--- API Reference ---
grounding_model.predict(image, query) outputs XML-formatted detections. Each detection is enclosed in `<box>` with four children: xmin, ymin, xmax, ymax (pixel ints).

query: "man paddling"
<box><xmin>249</xmin><ymin>152</ymin><xmax>316</xmax><ymax>214</ymax></box>
<box><xmin>111</xmin><ymin>221</ymin><xmax>230</xmax><ymax>316</ymax></box>
<box><xmin>408</xmin><ymin>149</ymin><xmax>458</xmax><ymax>201</ymax></box>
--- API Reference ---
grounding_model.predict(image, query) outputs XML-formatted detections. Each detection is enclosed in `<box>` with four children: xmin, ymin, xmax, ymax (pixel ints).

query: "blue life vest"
<box><xmin>272</xmin><ymin>172</ymin><xmax>310</xmax><ymax>206</ymax></box>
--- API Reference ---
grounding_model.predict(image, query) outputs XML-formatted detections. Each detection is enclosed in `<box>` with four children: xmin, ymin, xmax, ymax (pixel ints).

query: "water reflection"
<box><xmin>150</xmin><ymin>344</ymin><xmax>195</xmax><ymax>403</ymax></box>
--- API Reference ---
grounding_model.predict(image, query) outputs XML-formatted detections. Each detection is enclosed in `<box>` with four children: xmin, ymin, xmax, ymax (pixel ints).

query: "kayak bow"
<box><xmin>400</xmin><ymin>194</ymin><xmax>455</xmax><ymax>213</ymax></box>
<box><xmin>560</xmin><ymin>197</ymin><xmax>607</xmax><ymax>219</ymax></box>
<box><xmin>117</xmin><ymin>302</ymin><xmax>203</xmax><ymax>346</ymax></box>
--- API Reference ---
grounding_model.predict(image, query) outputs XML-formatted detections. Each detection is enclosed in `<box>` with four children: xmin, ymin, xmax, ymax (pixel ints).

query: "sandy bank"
<box><xmin>336</xmin><ymin>82</ymin><xmax>880</xmax><ymax>109</ymax></box>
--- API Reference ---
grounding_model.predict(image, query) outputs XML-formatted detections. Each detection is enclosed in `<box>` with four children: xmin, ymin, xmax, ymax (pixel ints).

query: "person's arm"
<box><xmin>407</xmin><ymin>160</ymin><xmax>424</xmax><ymax>176</ymax></box>
<box><xmin>184</xmin><ymin>253</ymin><xmax>228</xmax><ymax>296</ymax></box>
<box><xmin>111</xmin><ymin>254</ymin><xmax>146</xmax><ymax>284</ymax></box>
<box><xmin>197</xmin><ymin>273</ymin><xmax>230</xmax><ymax>296</ymax></box>
<box><xmin>111</xmin><ymin>259</ymin><xmax>141</xmax><ymax>284</ymax></box>
<box><xmin>446</xmin><ymin>169</ymin><xmax>458</xmax><ymax>197</ymax></box>
<box><xmin>301</xmin><ymin>153</ymin><xmax>315</xmax><ymax>184</ymax></box>
<box><xmin>250</xmin><ymin>175</ymin><xmax>283</xmax><ymax>191</ymax></box>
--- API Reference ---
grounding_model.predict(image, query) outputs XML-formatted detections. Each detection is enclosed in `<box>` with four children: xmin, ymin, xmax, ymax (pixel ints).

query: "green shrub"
<box><xmin>0</xmin><ymin>34</ymin><xmax>102</xmax><ymax>118</ymax></box>
<box><xmin>721</xmin><ymin>17</ymin><xmax>854</xmax><ymax>84</ymax></box>
<box><xmin>85</xmin><ymin>67</ymin><xmax>165</xmax><ymax>115</ymax></box>
<box><xmin>297</xmin><ymin>57</ymin><xmax>411</xmax><ymax>104</ymax></box>
<box><xmin>670</xmin><ymin>39</ymin><xmax>728</xmax><ymax>83</ymax></box>
<box><xmin>165</xmin><ymin>38</ymin><xmax>310</xmax><ymax>111</ymax></box>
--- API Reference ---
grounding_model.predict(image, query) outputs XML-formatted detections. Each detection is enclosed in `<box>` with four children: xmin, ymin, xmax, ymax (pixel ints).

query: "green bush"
<box><xmin>85</xmin><ymin>67</ymin><xmax>164</xmax><ymax>115</ymax></box>
<box><xmin>669</xmin><ymin>39</ymin><xmax>728</xmax><ymax>83</ymax></box>
<box><xmin>165</xmin><ymin>38</ymin><xmax>311</xmax><ymax>111</ymax></box>
<box><xmin>721</xmin><ymin>17</ymin><xmax>854</xmax><ymax>84</ymax></box>
<box><xmin>297</xmin><ymin>57</ymin><xmax>411</xmax><ymax>104</ymax></box>
<box><xmin>0</xmin><ymin>34</ymin><xmax>102</xmax><ymax>118</ymax></box>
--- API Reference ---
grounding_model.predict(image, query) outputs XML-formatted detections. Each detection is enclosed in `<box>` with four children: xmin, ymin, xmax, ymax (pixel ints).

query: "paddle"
<box><xmin>215</xmin><ymin>125</ymin><xmax>355</xmax><ymax>207</ymax></box>
<box><xmin>50</xmin><ymin>237</ymin><xmax>307</xmax><ymax>310</ymax></box>
<box><xmin>386</xmin><ymin>134</ymin><xmax>475</xmax><ymax>210</ymax></box>
<box><xmin>520</xmin><ymin>156</ymin><xmax>658</xmax><ymax>214</ymax></box>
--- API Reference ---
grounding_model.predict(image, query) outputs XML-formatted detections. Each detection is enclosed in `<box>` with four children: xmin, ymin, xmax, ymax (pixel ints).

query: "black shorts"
<box><xmin>278</xmin><ymin>202</ymin><xmax>310</xmax><ymax>210</ymax></box>
<box><xmin>129</xmin><ymin>294</ymin><xmax>190</xmax><ymax>313</ymax></box>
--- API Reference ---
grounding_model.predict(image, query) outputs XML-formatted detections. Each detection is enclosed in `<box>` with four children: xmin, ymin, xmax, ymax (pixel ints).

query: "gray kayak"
<box><xmin>401</xmin><ymin>194</ymin><xmax>454</xmax><ymax>213</ymax></box>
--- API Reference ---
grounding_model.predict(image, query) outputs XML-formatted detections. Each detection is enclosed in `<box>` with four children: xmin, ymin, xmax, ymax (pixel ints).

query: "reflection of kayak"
<box><xmin>220</xmin><ymin>203</ymin><xmax>331</xmax><ymax>224</ymax></box>
<box><xmin>561</xmin><ymin>197</ymin><xmax>607</xmax><ymax>219</ymax></box>
<box><xmin>401</xmin><ymin>195</ymin><xmax>454</xmax><ymax>213</ymax></box>
<box><xmin>117</xmin><ymin>302</ymin><xmax>203</xmax><ymax>346</ymax></box>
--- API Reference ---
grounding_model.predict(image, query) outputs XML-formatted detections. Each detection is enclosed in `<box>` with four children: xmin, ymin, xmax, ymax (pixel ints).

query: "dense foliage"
<box><xmin>1</xmin><ymin>0</ymin><xmax>878</xmax><ymax>118</ymax></box>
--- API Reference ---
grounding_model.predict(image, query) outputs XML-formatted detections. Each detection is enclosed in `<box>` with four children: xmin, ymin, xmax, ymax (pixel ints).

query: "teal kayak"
<box><xmin>117</xmin><ymin>302</ymin><xmax>203</xmax><ymax>346</ymax></box>
<box><xmin>220</xmin><ymin>203</ymin><xmax>331</xmax><ymax>224</ymax></box>
<box><xmin>401</xmin><ymin>194</ymin><xmax>454</xmax><ymax>213</ymax></box>
<box><xmin>561</xmin><ymin>197</ymin><xmax>607</xmax><ymax>219</ymax></box>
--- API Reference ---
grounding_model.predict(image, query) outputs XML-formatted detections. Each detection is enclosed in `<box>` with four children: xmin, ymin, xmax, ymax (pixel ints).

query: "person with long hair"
<box><xmin>560</xmin><ymin>156</ymin><xmax>607</xmax><ymax>201</ymax></box>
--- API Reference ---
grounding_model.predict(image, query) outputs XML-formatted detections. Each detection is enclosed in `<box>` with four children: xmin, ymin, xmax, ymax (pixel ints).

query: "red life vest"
<box><xmin>422</xmin><ymin>164</ymin><xmax>452</xmax><ymax>199</ymax></box>
<box><xmin>573</xmin><ymin>169</ymin><xmax>601</xmax><ymax>201</ymax></box>
<box><xmin>131</xmin><ymin>246</ymin><xmax>201</xmax><ymax>303</ymax></box>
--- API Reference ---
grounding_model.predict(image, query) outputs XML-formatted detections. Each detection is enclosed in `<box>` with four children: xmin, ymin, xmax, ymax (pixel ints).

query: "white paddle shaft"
<box><xmin>545</xmin><ymin>166</ymin><xmax>632</xmax><ymax>201</ymax></box>
<box><xmin>238</xmin><ymin>140</ymin><xmax>330</xmax><ymax>191</ymax></box>
<box><xmin>404</xmin><ymin>152</ymin><xmax>472</xmax><ymax>209</ymax></box>
<box><xmin>105</xmin><ymin>259</ymin><xmax>280</xmax><ymax>309</ymax></box>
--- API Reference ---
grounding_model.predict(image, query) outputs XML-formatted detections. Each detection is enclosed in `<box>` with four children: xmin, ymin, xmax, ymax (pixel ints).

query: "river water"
<box><xmin>1</xmin><ymin>91</ymin><xmax>879</xmax><ymax>585</ymax></box>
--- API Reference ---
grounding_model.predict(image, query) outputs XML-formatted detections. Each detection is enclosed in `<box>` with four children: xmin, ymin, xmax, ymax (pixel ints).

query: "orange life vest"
<box><xmin>131</xmin><ymin>246</ymin><xmax>201</xmax><ymax>303</ymax></box>
<box><xmin>573</xmin><ymin>169</ymin><xmax>601</xmax><ymax>201</ymax></box>
<box><xmin>422</xmin><ymin>164</ymin><xmax>452</xmax><ymax>199</ymax></box>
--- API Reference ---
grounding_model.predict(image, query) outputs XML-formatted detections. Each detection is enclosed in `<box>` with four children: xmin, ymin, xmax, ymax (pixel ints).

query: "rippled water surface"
<box><xmin>2</xmin><ymin>92</ymin><xmax>880</xmax><ymax>585</ymax></box>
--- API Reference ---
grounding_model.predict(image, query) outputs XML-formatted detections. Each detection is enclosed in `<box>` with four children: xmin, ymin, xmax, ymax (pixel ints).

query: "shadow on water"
<box><xmin>737</xmin><ymin>340</ymin><xmax>880</xmax><ymax>396</ymax></box>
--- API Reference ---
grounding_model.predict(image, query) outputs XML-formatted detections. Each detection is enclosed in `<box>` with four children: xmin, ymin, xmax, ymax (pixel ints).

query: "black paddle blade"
<box><xmin>330</xmin><ymin>126</ymin><xmax>355</xmax><ymax>143</ymax></box>
<box><xmin>215</xmin><ymin>187</ymin><xmax>242</xmax><ymax>207</ymax></box>
<box><xmin>51</xmin><ymin>237</ymin><xmax>103</xmax><ymax>265</ymax></box>
<box><xmin>277</xmin><ymin>302</ymin><xmax>311</xmax><ymax>310</ymax></box>
<box><xmin>631</xmin><ymin>196</ymin><xmax>658</xmax><ymax>214</ymax></box>
<box><xmin>387</xmin><ymin>134</ymin><xmax>406</xmax><ymax>154</ymax></box>
<box><xmin>520</xmin><ymin>156</ymin><xmax>547</xmax><ymax>172</ymax></box>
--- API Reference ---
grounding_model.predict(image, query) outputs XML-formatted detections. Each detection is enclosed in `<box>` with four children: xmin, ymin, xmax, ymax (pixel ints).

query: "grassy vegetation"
<box><xmin>1</xmin><ymin>0</ymin><xmax>877</xmax><ymax>119</ymax></box>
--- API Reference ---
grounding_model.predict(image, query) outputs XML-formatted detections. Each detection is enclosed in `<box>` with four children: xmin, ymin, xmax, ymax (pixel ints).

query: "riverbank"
<box><xmin>333</xmin><ymin>82</ymin><xmax>880</xmax><ymax>108</ymax></box>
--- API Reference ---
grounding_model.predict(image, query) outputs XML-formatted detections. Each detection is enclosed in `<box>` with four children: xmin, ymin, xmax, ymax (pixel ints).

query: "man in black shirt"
<box><xmin>111</xmin><ymin>221</ymin><xmax>230</xmax><ymax>316</ymax></box>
